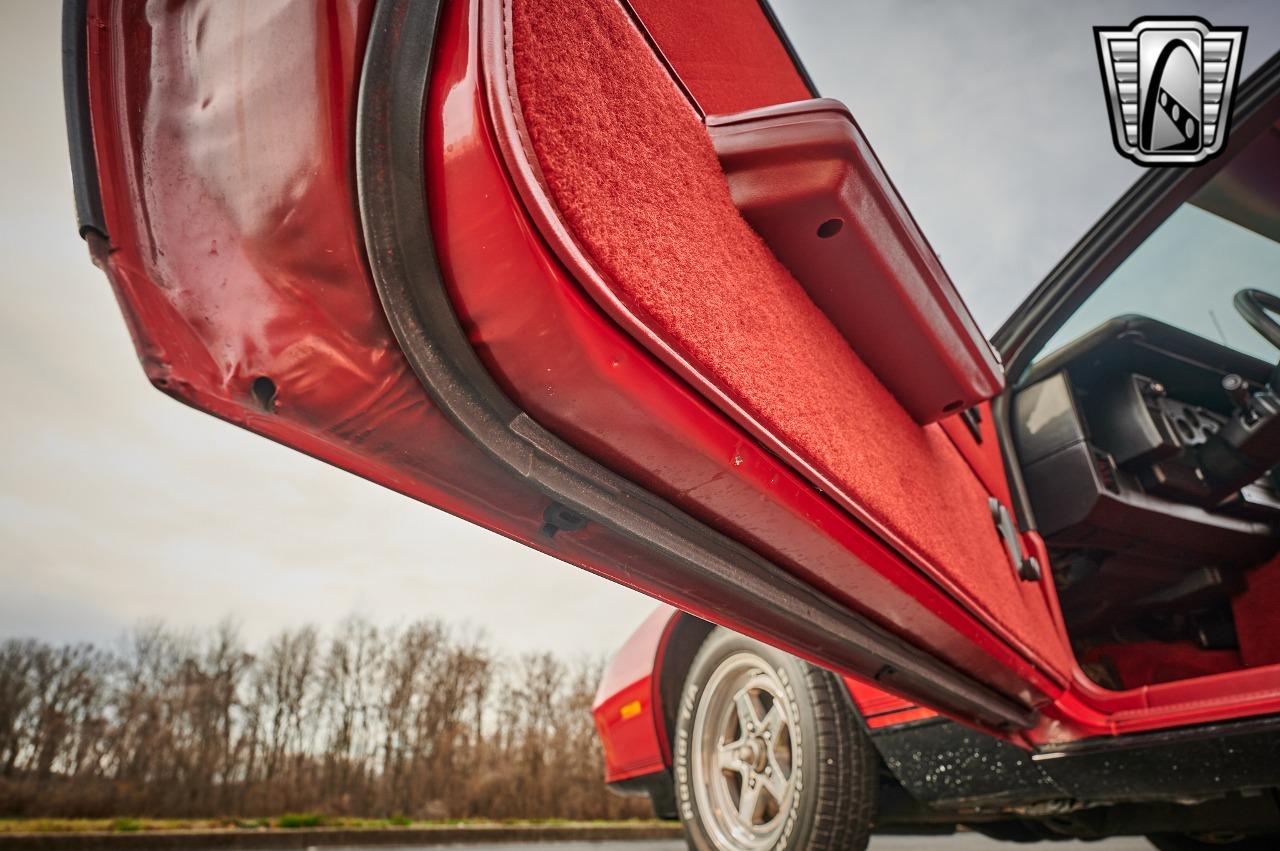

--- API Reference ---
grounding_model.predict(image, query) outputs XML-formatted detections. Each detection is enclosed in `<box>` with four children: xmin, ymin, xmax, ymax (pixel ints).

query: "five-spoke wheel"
<box><xmin>675</xmin><ymin>628</ymin><xmax>877</xmax><ymax>851</ymax></box>
<box><xmin>693</xmin><ymin>653</ymin><xmax>798</xmax><ymax>850</ymax></box>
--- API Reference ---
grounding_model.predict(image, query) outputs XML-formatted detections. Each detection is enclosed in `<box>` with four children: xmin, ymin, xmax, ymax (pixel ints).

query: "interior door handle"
<box><xmin>990</xmin><ymin>497</ymin><xmax>1042</xmax><ymax>582</ymax></box>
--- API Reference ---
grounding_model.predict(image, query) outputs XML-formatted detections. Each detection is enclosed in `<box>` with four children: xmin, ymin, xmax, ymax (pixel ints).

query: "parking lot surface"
<box><xmin>330</xmin><ymin>836</ymin><xmax>1161</xmax><ymax>851</ymax></box>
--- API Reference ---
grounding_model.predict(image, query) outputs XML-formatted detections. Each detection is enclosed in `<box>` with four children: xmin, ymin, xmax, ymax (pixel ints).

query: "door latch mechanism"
<box><xmin>989</xmin><ymin>498</ymin><xmax>1041</xmax><ymax>582</ymax></box>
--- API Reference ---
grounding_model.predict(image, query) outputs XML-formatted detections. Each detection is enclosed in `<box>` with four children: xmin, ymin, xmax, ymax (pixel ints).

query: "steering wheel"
<box><xmin>1234</xmin><ymin>288</ymin><xmax>1280</xmax><ymax>351</ymax></box>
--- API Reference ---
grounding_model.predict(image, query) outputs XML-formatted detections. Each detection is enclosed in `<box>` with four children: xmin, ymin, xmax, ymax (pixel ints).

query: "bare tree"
<box><xmin>0</xmin><ymin>618</ymin><xmax>649</xmax><ymax>821</ymax></box>
<box><xmin>0</xmin><ymin>640</ymin><xmax>39</xmax><ymax>777</ymax></box>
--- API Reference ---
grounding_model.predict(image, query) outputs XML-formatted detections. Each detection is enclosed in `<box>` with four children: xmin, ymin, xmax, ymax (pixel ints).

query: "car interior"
<box><xmin>501</xmin><ymin>0</ymin><xmax>1280</xmax><ymax>698</ymax></box>
<box><xmin>1014</xmin><ymin>119</ymin><xmax>1280</xmax><ymax>691</ymax></box>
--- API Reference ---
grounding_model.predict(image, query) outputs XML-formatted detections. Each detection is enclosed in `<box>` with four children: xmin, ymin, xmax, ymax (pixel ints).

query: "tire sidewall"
<box><xmin>674</xmin><ymin>629</ymin><xmax>824</xmax><ymax>851</ymax></box>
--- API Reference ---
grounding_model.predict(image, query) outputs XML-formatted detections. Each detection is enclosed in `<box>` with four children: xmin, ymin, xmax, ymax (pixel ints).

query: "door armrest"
<box><xmin>708</xmin><ymin>99</ymin><xmax>1004</xmax><ymax>423</ymax></box>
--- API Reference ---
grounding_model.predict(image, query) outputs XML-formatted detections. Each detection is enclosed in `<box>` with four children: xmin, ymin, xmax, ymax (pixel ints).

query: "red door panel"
<box><xmin>458</xmin><ymin>0</ymin><xmax>1074</xmax><ymax>694</ymax></box>
<box><xmin>485</xmin><ymin>0</ymin><xmax>1070</xmax><ymax>677</ymax></box>
<box><xmin>75</xmin><ymin>0</ymin><xmax>1047</xmax><ymax>738</ymax></box>
<box><xmin>80</xmin><ymin>0</ymin><xmax>1280</xmax><ymax>748</ymax></box>
<box><xmin>623</xmin><ymin>0</ymin><xmax>812</xmax><ymax>115</ymax></box>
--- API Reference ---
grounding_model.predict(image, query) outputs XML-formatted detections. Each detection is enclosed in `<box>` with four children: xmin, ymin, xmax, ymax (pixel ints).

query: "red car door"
<box><xmin>68</xmin><ymin>0</ymin><xmax>1210</xmax><ymax>745</ymax></box>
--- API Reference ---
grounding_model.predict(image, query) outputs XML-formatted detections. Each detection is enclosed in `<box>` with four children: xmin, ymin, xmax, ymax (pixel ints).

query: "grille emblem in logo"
<box><xmin>1095</xmin><ymin>18</ymin><xmax>1246</xmax><ymax>165</ymax></box>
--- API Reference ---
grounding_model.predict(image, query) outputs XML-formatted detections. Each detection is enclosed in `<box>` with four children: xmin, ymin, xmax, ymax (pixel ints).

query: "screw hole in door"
<box><xmin>251</xmin><ymin>376</ymin><xmax>278</xmax><ymax>411</ymax></box>
<box><xmin>816</xmin><ymin>218</ymin><xmax>843</xmax><ymax>239</ymax></box>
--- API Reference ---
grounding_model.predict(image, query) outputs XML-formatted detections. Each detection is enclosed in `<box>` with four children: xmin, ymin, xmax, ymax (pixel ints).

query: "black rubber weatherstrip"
<box><xmin>61</xmin><ymin>0</ymin><xmax>107</xmax><ymax>240</ymax></box>
<box><xmin>354</xmin><ymin>0</ymin><xmax>1037</xmax><ymax>732</ymax></box>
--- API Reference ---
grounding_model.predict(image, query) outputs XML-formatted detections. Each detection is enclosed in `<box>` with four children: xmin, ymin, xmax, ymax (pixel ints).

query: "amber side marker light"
<box><xmin>619</xmin><ymin>700</ymin><xmax>643</xmax><ymax>720</ymax></box>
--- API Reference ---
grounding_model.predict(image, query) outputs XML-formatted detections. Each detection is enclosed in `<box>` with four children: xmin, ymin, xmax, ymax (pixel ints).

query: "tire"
<box><xmin>673</xmin><ymin>627</ymin><xmax>877</xmax><ymax>851</ymax></box>
<box><xmin>1149</xmin><ymin>835</ymin><xmax>1280</xmax><ymax>851</ymax></box>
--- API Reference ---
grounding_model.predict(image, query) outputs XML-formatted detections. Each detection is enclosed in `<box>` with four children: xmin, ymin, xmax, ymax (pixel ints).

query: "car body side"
<box><xmin>595</xmin><ymin>606</ymin><xmax>1280</xmax><ymax>826</ymax></box>
<box><xmin>593</xmin><ymin>606</ymin><xmax>935</xmax><ymax>789</ymax></box>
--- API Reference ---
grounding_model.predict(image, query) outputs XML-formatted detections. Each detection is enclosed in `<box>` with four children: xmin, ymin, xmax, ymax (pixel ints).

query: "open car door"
<box><xmin>66</xmin><ymin>0</ymin><xmax>1278</xmax><ymax>745</ymax></box>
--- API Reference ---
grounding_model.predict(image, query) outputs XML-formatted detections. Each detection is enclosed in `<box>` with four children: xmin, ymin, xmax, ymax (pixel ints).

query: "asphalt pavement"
<box><xmin>330</xmin><ymin>837</ymin><xmax>1161</xmax><ymax>851</ymax></box>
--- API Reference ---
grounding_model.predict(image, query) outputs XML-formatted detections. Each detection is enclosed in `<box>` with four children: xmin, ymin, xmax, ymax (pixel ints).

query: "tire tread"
<box><xmin>675</xmin><ymin>628</ymin><xmax>877</xmax><ymax>851</ymax></box>
<box><xmin>802</xmin><ymin>665</ymin><xmax>876</xmax><ymax>851</ymax></box>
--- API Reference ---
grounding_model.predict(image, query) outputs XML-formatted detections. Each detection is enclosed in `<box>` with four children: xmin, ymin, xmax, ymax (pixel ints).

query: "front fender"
<box><xmin>593</xmin><ymin>605</ymin><xmax>680</xmax><ymax>783</ymax></box>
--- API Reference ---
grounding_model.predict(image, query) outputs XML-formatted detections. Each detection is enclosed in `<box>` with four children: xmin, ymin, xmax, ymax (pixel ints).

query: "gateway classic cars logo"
<box><xmin>1095</xmin><ymin>18</ymin><xmax>1246</xmax><ymax>165</ymax></box>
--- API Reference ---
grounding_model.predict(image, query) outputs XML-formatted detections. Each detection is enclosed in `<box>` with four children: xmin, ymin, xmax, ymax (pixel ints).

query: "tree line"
<box><xmin>0</xmin><ymin>618</ymin><xmax>650</xmax><ymax>820</ymax></box>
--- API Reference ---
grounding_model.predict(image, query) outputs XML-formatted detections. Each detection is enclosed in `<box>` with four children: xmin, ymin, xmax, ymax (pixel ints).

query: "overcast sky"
<box><xmin>2</xmin><ymin>2</ymin><xmax>1278</xmax><ymax>659</ymax></box>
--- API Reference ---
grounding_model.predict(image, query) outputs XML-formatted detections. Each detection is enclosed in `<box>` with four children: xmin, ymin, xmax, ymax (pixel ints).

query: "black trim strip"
<box><xmin>61</xmin><ymin>0</ymin><xmax>107</xmax><ymax>240</ymax></box>
<box><xmin>1035</xmin><ymin>711</ymin><xmax>1280</xmax><ymax>759</ymax></box>
<box><xmin>354</xmin><ymin>0</ymin><xmax>1036</xmax><ymax>732</ymax></box>
<box><xmin>616</xmin><ymin>0</ymin><xmax>705</xmax><ymax>117</ymax></box>
<box><xmin>606</xmin><ymin>769</ymin><xmax>671</xmax><ymax>798</ymax></box>
<box><xmin>992</xmin><ymin>389</ymin><xmax>1037</xmax><ymax>530</ymax></box>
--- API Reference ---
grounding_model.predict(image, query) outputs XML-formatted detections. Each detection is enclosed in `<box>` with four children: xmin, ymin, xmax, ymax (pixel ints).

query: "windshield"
<box><xmin>1039</xmin><ymin>203</ymin><xmax>1280</xmax><ymax>365</ymax></box>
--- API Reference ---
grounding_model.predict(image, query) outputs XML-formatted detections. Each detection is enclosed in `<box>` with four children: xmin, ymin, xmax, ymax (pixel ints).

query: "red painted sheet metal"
<box><xmin>844</xmin><ymin>676</ymin><xmax>916</xmax><ymax>718</ymax></box>
<box><xmin>865</xmin><ymin>706</ymin><xmax>940</xmax><ymax>730</ymax></box>
<box><xmin>593</xmin><ymin>677</ymin><xmax>668</xmax><ymax>782</ymax></box>
<box><xmin>624</xmin><ymin>0</ymin><xmax>811</xmax><ymax>115</ymax></box>
<box><xmin>79</xmin><ymin>0</ymin><xmax>556</xmax><ymax>545</ymax></box>
<box><xmin>844</xmin><ymin>676</ymin><xmax>940</xmax><ymax>730</ymax></box>
<box><xmin>593</xmin><ymin>606</ymin><xmax>675</xmax><ymax>782</ymax></box>
<box><xmin>79</xmin><ymin>0</ymin><xmax>1279</xmax><ymax>750</ymax></box>
<box><xmin>79</xmin><ymin>0</ymin><xmax>1037</xmax><ymax>749</ymax></box>
<box><xmin>78</xmin><ymin>0</ymin><xmax>691</xmax><ymax>619</ymax></box>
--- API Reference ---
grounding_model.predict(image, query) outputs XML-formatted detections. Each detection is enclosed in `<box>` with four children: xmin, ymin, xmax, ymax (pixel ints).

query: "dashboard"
<box><xmin>1013</xmin><ymin>316</ymin><xmax>1280</xmax><ymax>636</ymax></box>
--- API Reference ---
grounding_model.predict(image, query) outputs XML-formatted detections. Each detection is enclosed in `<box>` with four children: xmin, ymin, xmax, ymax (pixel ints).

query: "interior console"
<box><xmin>1014</xmin><ymin>316</ymin><xmax>1280</xmax><ymax>640</ymax></box>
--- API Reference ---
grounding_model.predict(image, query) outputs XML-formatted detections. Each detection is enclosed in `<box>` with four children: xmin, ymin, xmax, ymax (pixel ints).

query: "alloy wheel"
<box><xmin>691</xmin><ymin>651</ymin><xmax>800</xmax><ymax>851</ymax></box>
